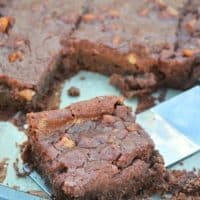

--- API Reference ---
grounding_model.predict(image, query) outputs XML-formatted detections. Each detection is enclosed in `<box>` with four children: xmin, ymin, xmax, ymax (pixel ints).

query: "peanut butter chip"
<box><xmin>127</xmin><ymin>54</ymin><xmax>137</xmax><ymax>65</ymax></box>
<box><xmin>108</xmin><ymin>9</ymin><xmax>120</xmax><ymax>17</ymax></box>
<box><xmin>59</xmin><ymin>136</ymin><xmax>75</xmax><ymax>148</ymax></box>
<box><xmin>126</xmin><ymin>124</ymin><xmax>140</xmax><ymax>132</ymax></box>
<box><xmin>182</xmin><ymin>49</ymin><xmax>194</xmax><ymax>57</ymax></box>
<box><xmin>166</xmin><ymin>7</ymin><xmax>179</xmax><ymax>17</ymax></box>
<box><xmin>8</xmin><ymin>51</ymin><xmax>23</xmax><ymax>63</ymax></box>
<box><xmin>155</xmin><ymin>0</ymin><xmax>166</xmax><ymax>9</ymax></box>
<box><xmin>0</xmin><ymin>16</ymin><xmax>10</xmax><ymax>33</ymax></box>
<box><xmin>102</xmin><ymin>115</ymin><xmax>116</xmax><ymax>123</ymax></box>
<box><xmin>18</xmin><ymin>89</ymin><xmax>36</xmax><ymax>101</ymax></box>
<box><xmin>82</xmin><ymin>14</ymin><xmax>96</xmax><ymax>23</ymax></box>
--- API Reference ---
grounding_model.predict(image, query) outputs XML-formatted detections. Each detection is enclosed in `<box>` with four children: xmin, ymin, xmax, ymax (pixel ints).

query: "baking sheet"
<box><xmin>0</xmin><ymin>70</ymin><xmax>200</xmax><ymax>198</ymax></box>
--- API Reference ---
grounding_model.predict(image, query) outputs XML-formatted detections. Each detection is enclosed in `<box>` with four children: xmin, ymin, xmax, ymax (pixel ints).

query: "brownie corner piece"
<box><xmin>0</xmin><ymin>0</ymin><xmax>85</xmax><ymax>111</ymax></box>
<box><xmin>24</xmin><ymin>96</ymin><xmax>165</xmax><ymax>199</ymax></box>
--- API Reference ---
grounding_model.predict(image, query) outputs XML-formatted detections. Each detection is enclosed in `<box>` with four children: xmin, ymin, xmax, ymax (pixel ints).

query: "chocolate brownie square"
<box><xmin>24</xmin><ymin>96</ymin><xmax>165</xmax><ymax>199</ymax></box>
<box><xmin>0</xmin><ymin>0</ymin><xmax>85</xmax><ymax>110</ymax></box>
<box><xmin>62</xmin><ymin>0</ymin><xmax>200</xmax><ymax>98</ymax></box>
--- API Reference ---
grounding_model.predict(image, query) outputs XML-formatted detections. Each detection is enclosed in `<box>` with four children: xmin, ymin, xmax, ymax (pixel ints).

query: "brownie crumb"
<box><xmin>67</xmin><ymin>86</ymin><xmax>80</xmax><ymax>97</ymax></box>
<box><xmin>80</xmin><ymin>76</ymin><xmax>85</xmax><ymax>80</ymax></box>
<box><xmin>158</xmin><ymin>88</ymin><xmax>167</xmax><ymax>102</ymax></box>
<box><xmin>160</xmin><ymin>170</ymin><xmax>200</xmax><ymax>199</ymax></box>
<box><xmin>0</xmin><ymin>16</ymin><xmax>12</xmax><ymax>33</ymax></box>
<box><xmin>136</xmin><ymin>95</ymin><xmax>156</xmax><ymax>114</ymax></box>
<box><xmin>0</xmin><ymin>158</ymin><xmax>9</xmax><ymax>183</ymax></box>
<box><xmin>179</xmin><ymin>161</ymin><xmax>184</xmax><ymax>166</ymax></box>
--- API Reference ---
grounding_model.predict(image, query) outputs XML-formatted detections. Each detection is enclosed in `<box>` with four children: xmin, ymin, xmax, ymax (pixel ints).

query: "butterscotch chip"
<box><xmin>182</xmin><ymin>49</ymin><xmax>194</xmax><ymax>57</ymax></box>
<box><xmin>102</xmin><ymin>114</ymin><xmax>116</xmax><ymax>123</ymax></box>
<box><xmin>108</xmin><ymin>9</ymin><xmax>120</xmax><ymax>17</ymax></box>
<box><xmin>126</xmin><ymin>124</ymin><xmax>141</xmax><ymax>132</ymax></box>
<box><xmin>58</xmin><ymin>136</ymin><xmax>75</xmax><ymax>148</ymax></box>
<box><xmin>8</xmin><ymin>51</ymin><xmax>23</xmax><ymax>63</ymax></box>
<box><xmin>18</xmin><ymin>89</ymin><xmax>36</xmax><ymax>101</ymax></box>
<box><xmin>127</xmin><ymin>54</ymin><xmax>137</xmax><ymax>65</ymax></box>
<box><xmin>166</xmin><ymin>7</ymin><xmax>179</xmax><ymax>17</ymax></box>
<box><xmin>0</xmin><ymin>16</ymin><xmax>10</xmax><ymax>33</ymax></box>
<box><xmin>112</xmin><ymin>35</ymin><xmax>121</xmax><ymax>46</ymax></box>
<box><xmin>82</xmin><ymin>14</ymin><xmax>96</xmax><ymax>23</ymax></box>
<box><xmin>155</xmin><ymin>0</ymin><xmax>166</xmax><ymax>9</ymax></box>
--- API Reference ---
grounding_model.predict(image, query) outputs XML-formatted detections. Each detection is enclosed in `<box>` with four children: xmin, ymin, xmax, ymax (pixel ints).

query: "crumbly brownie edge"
<box><xmin>61</xmin><ymin>39</ymin><xmax>161</xmax><ymax>98</ymax></box>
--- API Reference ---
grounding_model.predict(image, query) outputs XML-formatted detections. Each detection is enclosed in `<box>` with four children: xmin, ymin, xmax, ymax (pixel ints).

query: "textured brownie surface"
<box><xmin>62</xmin><ymin>0</ymin><xmax>200</xmax><ymax>98</ymax></box>
<box><xmin>0</xmin><ymin>0</ymin><xmax>84</xmax><ymax>110</ymax></box>
<box><xmin>24</xmin><ymin>96</ymin><xmax>165</xmax><ymax>199</ymax></box>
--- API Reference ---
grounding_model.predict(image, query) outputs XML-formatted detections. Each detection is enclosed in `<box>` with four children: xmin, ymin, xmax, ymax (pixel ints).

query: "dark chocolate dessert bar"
<box><xmin>62</xmin><ymin>0</ymin><xmax>200</xmax><ymax>98</ymax></box>
<box><xmin>23</xmin><ymin>96</ymin><xmax>165</xmax><ymax>199</ymax></box>
<box><xmin>0</xmin><ymin>0</ymin><xmax>84</xmax><ymax>110</ymax></box>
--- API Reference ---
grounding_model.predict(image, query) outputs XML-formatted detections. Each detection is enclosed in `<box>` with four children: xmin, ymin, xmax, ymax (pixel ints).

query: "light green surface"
<box><xmin>0</xmin><ymin>70</ymin><xmax>199</xmax><ymax>197</ymax></box>
<box><xmin>60</xmin><ymin>71</ymin><xmax>138</xmax><ymax>111</ymax></box>
<box><xmin>0</xmin><ymin>122</ymin><xmax>40</xmax><ymax>191</ymax></box>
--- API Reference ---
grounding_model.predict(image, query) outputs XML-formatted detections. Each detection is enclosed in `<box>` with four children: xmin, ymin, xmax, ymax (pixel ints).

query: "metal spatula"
<box><xmin>24</xmin><ymin>86</ymin><xmax>200</xmax><ymax>197</ymax></box>
<box><xmin>137</xmin><ymin>86</ymin><xmax>200</xmax><ymax>166</ymax></box>
<box><xmin>0</xmin><ymin>184</ymin><xmax>43</xmax><ymax>200</ymax></box>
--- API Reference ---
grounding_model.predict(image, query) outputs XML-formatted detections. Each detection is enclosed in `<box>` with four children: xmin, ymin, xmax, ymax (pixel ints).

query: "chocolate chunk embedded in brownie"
<box><xmin>62</xmin><ymin>0</ymin><xmax>200</xmax><ymax>98</ymax></box>
<box><xmin>23</xmin><ymin>96</ymin><xmax>165</xmax><ymax>199</ymax></box>
<box><xmin>0</xmin><ymin>0</ymin><xmax>85</xmax><ymax>111</ymax></box>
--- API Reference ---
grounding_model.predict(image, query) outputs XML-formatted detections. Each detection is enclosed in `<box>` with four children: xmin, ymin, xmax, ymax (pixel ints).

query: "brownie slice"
<box><xmin>62</xmin><ymin>0</ymin><xmax>200</xmax><ymax>98</ymax></box>
<box><xmin>23</xmin><ymin>96</ymin><xmax>165</xmax><ymax>199</ymax></box>
<box><xmin>0</xmin><ymin>0</ymin><xmax>85</xmax><ymax>110</ymax></box>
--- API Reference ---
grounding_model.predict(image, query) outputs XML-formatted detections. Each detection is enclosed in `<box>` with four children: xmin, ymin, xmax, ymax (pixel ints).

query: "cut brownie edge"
<box><xmin>0</xmin><ymin>55</ymin><xmax>61</xmax><ymax>111</ymax></box>
<box><xmin>61</xmin><ymin>39</ymin><xmax>161</xmax><ymax>98</ymax></box>
<box><xmin>27</xmin><ymin>96</ymin><xmax>124</xmax><ymax>136</ymax></box>
<box><xmin>62</xmin><ymin>36</ymin><xmax>200</xmax><ymax>99</ymax></box>
<box><xmin>24</xmin><ymin>96</ymin><xmax>166</xmax><ymax>199</ymax></box>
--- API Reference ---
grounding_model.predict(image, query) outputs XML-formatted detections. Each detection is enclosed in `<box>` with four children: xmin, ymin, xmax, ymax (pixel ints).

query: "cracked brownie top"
<box><xmin>25</xmin><ymin>96</ymin><xmax>164</xmax><ymax>199</ymax></box>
